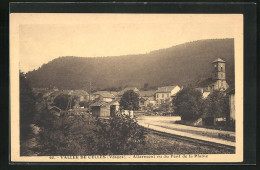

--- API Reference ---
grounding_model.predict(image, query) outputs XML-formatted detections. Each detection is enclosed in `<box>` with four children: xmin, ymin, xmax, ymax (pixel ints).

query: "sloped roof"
<box><xmin>202</xmin><ymin>92</ymin><xmax>211</xmax><ymax>99</ymax></box>
<box><xmin>61</xmin><ymin>90</ymin><xmax>73</xmax><ymax>95</ymax></box>
<box><xmin>197</xmin><ymin>78</ymin><xmax>215</xmax><ymax>87</ymax></box>
<box><xmin>156</xmin><ymin>86</ymin><xmax>178</xmax><ymax>93</ymax></box>
<box><xmin>93</xmin><ymin>91</ymin><xmax>115</xmax><ymax>98</ymax></box>
<box><xmin>139</xmin><ymin>90</ymin><xmax>156</xmax><ymax>97</ymax></box>
<box><xmin>212</xmin><ymin>58</ymin><xmax>226</xmax><ymax>63</ymax></box>
<box><xmin>118</xmin><ymin>87</ymin><xmax>139</xmax><ymax>96</ymax></box>
<box><xmin>90</xmin><ymin>100</ymin><xmax>119</xmax><ymax>107</ymax></box>
<box><xmin>109</xmin><ymin>91</ymin><xmax>119</xmax><ymax>96</ymax></box>
<box><xmin>106</xmin><ymin>100</ymin><xmax>120</xmax><ymax>106</ymax></box>
<box><xmin>69</xmin><ymin>90</ymin><xmax>89</xmax><ymax>96</ymax></box>
<box><xmin>48</xmin><ymin>105</ymin><xmax>62</xmax><ymax>111</ymax></box>
<box><xmin>49</xmin><ymin>91</ymin><xmax>61</xmax><ymax>97</ymax></box>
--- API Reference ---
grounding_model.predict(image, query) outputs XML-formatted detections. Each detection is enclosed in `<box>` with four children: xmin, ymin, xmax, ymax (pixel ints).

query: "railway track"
<box><xmin>144</xmin><ymin>127</ymin><xmax>235</xmax><ymax>153</ymax></box>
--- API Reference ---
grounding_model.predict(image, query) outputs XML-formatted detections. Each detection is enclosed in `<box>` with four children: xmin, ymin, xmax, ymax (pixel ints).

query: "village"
<box><xmin>27</xmin><ymin>58</ymin><xmax>235</xmax><ymax>155</ymax></box>
<box><xmin>22</xmin><ymin>58</ymin><xmax>236</xmax><ymax>156</ymax></box>
<box><xmin>34</xmin><ymin>58</ymin><xmax>235</xmax><ymax>128</ymax></box>
<box><xmin>10</xmin><ymin>10</ymin><xmax>251</xmax><ymax>164</ymax></box>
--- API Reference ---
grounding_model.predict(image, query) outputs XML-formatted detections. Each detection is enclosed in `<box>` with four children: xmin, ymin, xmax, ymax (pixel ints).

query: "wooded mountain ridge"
<box><xmin>26</xmin><ymin>39</ymin><xmax>234</xmax><ymax>91</ymax></box>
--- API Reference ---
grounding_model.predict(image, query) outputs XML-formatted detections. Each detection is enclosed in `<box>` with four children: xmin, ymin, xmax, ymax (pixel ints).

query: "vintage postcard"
<box><xmin>10</xmin><ymin>13</ymin><xmax>243</xmax><ymax>162</ymax></box>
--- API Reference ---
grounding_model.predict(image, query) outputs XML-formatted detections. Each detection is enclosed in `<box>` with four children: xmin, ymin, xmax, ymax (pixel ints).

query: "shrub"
<box><xmin>158</xmin><ymin>100</ymin><xmax>172</xmax><ymax>113</ymax></box>
<box><xmin>95</xmin><ymin>114</ymin><xmax>146</xmax><ymax>155</ymax></box>
<box><xmin>173</xmin><ymin>87</ymin><xmax>203</xmax><ymax>121</ymax></box>
<box><xmin>203</xmin><ymin>91</ymin><xmax>231</xmax><ymax>127</ymax></box>
<box><xmin>37</xmin><ymin>111</ymin><xmax>146</xmax><ymax>155</ymax></box>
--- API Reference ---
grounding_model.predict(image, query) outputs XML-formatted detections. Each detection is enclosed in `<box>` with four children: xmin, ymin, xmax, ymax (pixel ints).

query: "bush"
<box><xmin>37</xmin><ymin>110</ymin><xmax>146</xmax><ymax>155</ymax></box>
<box><xmin>158</xmin><ymin>100</ymin><xmax>172</xmax><ymax>112</ymax></box>
<box><xmin>203</xmin><ymin>91</ymin><xmax>230</xmax><ymax>119</ymax></box>
<box><xmin>174</xmin><ymin>87</ymin><xmax>203</xmax><ymax>121</ymax></box>
<box><xmin>95</xmin><ymin>114</ymin><xmax>146</xmax><ymax>155</ymax></box>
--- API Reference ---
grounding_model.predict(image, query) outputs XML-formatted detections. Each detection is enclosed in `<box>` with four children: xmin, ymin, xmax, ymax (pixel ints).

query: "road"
<box><xmin>136</xmin><ymin>115</ymin><xmax>236</xmax><ymax>147</ymax></box>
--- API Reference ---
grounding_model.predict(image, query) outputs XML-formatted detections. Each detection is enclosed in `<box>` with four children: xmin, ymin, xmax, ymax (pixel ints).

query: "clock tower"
<box><xmin>212</xmin><ymin>58</ymin><xmax>229</xmax><ymax>91</ymax></box>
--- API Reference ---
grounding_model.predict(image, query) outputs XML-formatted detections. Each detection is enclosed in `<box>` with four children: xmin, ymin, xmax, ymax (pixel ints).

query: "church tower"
<box><xmin>212</xmin><ymin>58</ymin><xmax>229</xmax><ymax>91</ymax></box>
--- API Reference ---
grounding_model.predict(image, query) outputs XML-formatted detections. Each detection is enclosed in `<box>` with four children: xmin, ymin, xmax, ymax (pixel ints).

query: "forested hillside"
<box><xmin>26</xmin><ymin>39</ymin><xmax>234</xmax><ymax>90</ymax></box>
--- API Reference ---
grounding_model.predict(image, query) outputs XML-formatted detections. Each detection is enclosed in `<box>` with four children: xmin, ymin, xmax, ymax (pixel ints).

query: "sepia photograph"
<box><xmin>10</xmin><ymin>13</ymin><xmax>243</xmax><ymax>162</ymax></box>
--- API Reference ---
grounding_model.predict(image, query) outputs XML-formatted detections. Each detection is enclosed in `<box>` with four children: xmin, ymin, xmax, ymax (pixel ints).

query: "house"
<box><xmin>227</xmin><ymin>88</ymin><xmax>235</xmax><ymax>121</ymax></box>
<box><xmin>90</xmin><ymin>100</ymin><xmax>120</xmax><ymax>117</ymax></box>
<box><xmin>155</xmin><ymin>86</ymin><xmax>181</xmax><ymax>104</ymax></box>
<box><xmin>197</xmin><ymin>58</ymin><xmax>229</xmax><ymax>94</ymax></box>
<box><xmin>118</xmin><ymin>87</ymin><xmax>139</xmax><ymax>97</ymax></box>
<box><xmin>93</xmin><ymin>91</ymin><xmax>116</xmax><ymax>102</ymax></box>
<box><xmin>109</xmin><ymin>91</ymin><xmax>119</xmax><ymax>97</ymax></box>
<box><xmin>139</xmin><ymin>90</ymin><xmax>156</xmax><ymax>110</ymax></box>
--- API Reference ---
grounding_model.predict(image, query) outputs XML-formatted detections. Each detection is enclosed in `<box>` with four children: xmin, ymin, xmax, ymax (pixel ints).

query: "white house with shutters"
<box><xmin>155</xmin><ymin>85</ymin><xmax>181</xmax><ymax>104</ymax></box>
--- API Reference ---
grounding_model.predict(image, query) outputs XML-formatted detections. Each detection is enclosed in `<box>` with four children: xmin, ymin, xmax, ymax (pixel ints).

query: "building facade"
<box><xmin>90</xmin><ymin>100</ymin><xmax>120</xmax><ymax>117</ymax></box>
<box><xmin>139</xmin><ymin>90</ymin><xmax>156</xmax><ymax>110</ymax></box>
<box><xmin>155</xmin><ymin>86</ymin><xmax>181</xmax><ymax>104</ymax></box>
<box><xmin>93</xmin><ymin>91</ymin><xmax>116</xmax><ymax>102</ymax></box>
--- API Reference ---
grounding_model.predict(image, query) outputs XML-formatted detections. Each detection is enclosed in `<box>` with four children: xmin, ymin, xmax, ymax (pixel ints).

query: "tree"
<box><xmin>120</xmin><ymin>90</ymin><xmax>140</xmax><ymax>111</ymax></box>
<box><xmin>20</xmin><ymin>72</ymin><xmax>36</xmax><ymax>142</ymax></box>
<box><xmin>53</xmin><ymin>94</ymin><xmax>76</xmax><ymax>110</ymax></box>
<box><xmin>173</xmin><ymin>87</ymin><xmax>203</xmax><ymax>121</ymax></box>
<box><xmin>203</xmin><ymin>91</ymin><xmax>230</xmax><ymax>120</ymax></box>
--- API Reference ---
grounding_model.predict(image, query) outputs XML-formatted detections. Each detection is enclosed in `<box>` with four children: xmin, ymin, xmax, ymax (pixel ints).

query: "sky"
<box><xmin>12</xmin><ymin>14</ymin><xmax>242</xmax><ymax>73</ymax></box>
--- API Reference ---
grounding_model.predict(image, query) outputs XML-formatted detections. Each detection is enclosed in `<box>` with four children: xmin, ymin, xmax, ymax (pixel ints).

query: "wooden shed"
<box><xmin>90</xmin><ymin>100</ymin><xmax>120</xmax><ymax>117</ymax></box>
